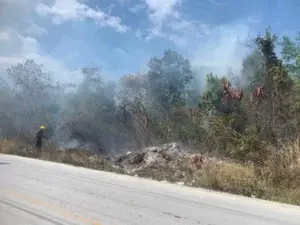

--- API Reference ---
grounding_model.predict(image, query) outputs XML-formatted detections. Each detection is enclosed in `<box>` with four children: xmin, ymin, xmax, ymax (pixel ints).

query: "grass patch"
<box><xmin>0</xmin><ymin>139</ymin><xmax>124</xmax><ymax>174</ymax></box>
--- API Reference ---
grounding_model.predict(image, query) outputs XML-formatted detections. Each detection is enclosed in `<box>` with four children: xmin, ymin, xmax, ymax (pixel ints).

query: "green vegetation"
<box><xmin>1</xmin><ymin>28</ymin><xmax>300</xmax><ymax>205</ymax></box>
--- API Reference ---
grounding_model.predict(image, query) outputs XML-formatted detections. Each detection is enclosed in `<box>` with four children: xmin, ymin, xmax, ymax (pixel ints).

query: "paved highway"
<box><xmin>1</xmin><ymin>153</ymin><xmax>300</xmax><ymax>225</ymax></box>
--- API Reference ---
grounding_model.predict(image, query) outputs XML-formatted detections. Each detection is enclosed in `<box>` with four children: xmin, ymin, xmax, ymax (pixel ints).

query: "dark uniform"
<box><xmin>35</xmin><ymin>127</ymin><xmax>46</xmax><ymax>151</ymax></box>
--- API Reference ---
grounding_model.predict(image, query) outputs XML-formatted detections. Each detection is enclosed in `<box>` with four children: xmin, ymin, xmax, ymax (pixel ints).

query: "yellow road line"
<box><xmin>4</xmin><ymin>189</ymin><xmax>102</xmax><ymax>225</ymax></box>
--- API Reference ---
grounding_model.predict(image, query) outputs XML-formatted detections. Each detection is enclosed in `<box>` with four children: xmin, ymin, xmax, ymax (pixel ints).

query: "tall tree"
<box><xmin>145</xmin><ymin>49</ymin><xmax>194</xmax><ymax>120</ymax></box>
<box><xmin>6</xmin><ymin>60</ymin><xmax>61</xmax><ymax>137</ymax></box>
<box><xmin>280</xmin><ymin>33</ymin><xmax>300</xmax><ymax>77</ymax></box>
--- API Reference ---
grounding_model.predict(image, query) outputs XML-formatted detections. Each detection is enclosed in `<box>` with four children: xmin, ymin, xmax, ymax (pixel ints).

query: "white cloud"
<box><xmin>0</xmin><ymin>28</ymin><xmax>81</xmax><ymax>84</ymax></box>
<box><xmin>34</xmin><ymin>56</ymin><xmax>83</xmax><ymax>85</ymax></box>
<box><xmin>144</xmin><ymin>0</ymin><xmax>181</xmax><ymax>24</ymax></box>
<box><xmin>142</xmin><ymin>0</ymin><xmax>193</xmax><ymax>41</ymax></box>
<box><xmin>36</xmin><ymin>0</ymin><xmax>130</xmax><ymax>33</ymax></box>
<box><xmin>141</xmin><ymin>0</ymin><xmax>257</xmax><ymax>76</ymax></box>
<box><xmin>0</xmin><ymin>29</ymin><xmax>39</xmax><ymax>61</ymax></box>
<box><xmin>0</xmin><ymin>0</ymin><xmax>258</xmax><ymax>86</ymax></box>
<box><xmin>0</xmin><ymin>0</ymin><xmax>82</xmax><ymax>85</ymax></box>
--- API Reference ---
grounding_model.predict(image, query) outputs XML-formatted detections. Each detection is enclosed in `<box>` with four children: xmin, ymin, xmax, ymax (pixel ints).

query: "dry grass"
<box><xmin>1</xmin><ymin>138</ymin><xmax>300</xmax><ymax>205</ymax></box>
<box><xmin>133</xmin><ymin>157</ymin><xmax>266</xmax><ymax>197</ymax></box>
<box><xmin>0</xmin><ymin>139</ymin><xmax>124</xmax><ymax>173</ymax></box>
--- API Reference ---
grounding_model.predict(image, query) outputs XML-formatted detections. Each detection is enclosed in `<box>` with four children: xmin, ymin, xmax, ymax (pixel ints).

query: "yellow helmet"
<box><xmin>40</xmin><ymin>125</ymin><xmax>45</xmax><ymax>129</ymax></box>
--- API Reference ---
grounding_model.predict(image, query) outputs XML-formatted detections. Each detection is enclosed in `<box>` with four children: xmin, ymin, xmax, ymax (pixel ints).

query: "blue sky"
<box><xmin>1</xmin><ymin>0</ymin><xmax>300</xmax><ymax>84</ymax></box>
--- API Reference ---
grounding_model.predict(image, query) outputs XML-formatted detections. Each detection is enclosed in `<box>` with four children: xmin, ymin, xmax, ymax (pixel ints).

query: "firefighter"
<box><xmin>35</xmin><ymin>125</ymin><xmax>47</xmax><ymax>151</ymax></box>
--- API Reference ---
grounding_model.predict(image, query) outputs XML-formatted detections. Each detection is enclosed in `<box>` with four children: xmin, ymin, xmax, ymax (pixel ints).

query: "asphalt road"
<box><xmin>1</xmin><ymin>154</ymin><xmax>300</xmax><ymax>225</ymax></box>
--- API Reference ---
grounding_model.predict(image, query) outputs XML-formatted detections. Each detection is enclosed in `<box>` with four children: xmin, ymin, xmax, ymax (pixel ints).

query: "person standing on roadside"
<box><xmin>35</xmin><ymin>125</ymin><xmax>47</xmax><ymax>152</ymax></box>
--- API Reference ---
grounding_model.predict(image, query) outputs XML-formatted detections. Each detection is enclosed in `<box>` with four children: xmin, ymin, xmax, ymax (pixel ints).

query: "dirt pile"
<box><xmin>114</xmin><ymin>143</ymin><xmax>201</xmax><ymax>174</ymax></box>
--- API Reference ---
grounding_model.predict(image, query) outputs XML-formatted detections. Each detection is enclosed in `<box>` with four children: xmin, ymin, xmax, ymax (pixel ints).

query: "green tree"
<box><xmin>241</xmin><ymin>49</ymin><xmax>265</xmax><ymax>93</ymax></box>
<box><xmin>145</xmin><ymin>49</ymin><xmax>194</xmax><ymax>120</ymax></box>
<box><xmin>6</xmin><ymin>60</ymin><xmax>61</xmax><ymax>138</ymax></box>
<box><xmin>280</xmin><ymin>33</ymin><xmax>300</xmax><ymax>77</ymax></box>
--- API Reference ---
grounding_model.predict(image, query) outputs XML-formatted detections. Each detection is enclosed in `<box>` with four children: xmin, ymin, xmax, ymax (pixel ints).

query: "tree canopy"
<box><xmin>1</xmin><ymin>27</ymin><xmax>300</xmax><ymax>160</ymax></box>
